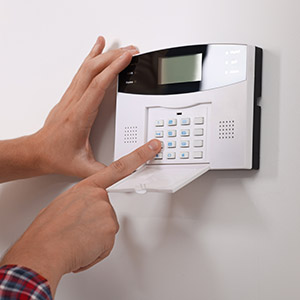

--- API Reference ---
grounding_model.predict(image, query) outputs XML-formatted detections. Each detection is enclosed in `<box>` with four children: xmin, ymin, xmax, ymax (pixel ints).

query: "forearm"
<box><xmin>0</xmin><ymin>134</ymin><xmax>46</xmax><ymax>183</ymax></box>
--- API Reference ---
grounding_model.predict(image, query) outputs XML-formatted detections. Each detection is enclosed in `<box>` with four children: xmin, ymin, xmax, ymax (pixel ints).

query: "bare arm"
<box><xmin>0</xmin><ymin>36</ymin><xmax>138</xmax><ymax>183</ymax></box>
<box><xmin>0</xmin><ymin>135</ymin><xmax>44</xmax><ymax>182</ymax></box>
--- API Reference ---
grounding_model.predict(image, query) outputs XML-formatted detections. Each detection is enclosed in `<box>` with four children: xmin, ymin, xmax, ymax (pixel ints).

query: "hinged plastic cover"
<box><xmin>108</xmin><ymin>164</ymin><xmax>210</xmax><ymax>194</ymax></box>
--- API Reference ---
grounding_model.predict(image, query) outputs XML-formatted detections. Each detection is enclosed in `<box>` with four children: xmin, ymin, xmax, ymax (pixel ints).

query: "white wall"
<box><xmin>1</xmin><ymin>0</ymin><xmax>300</xmax><ymax>299</ymax></box>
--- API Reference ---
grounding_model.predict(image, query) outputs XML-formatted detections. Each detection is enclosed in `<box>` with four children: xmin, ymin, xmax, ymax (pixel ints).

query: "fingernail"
<box><xmin>148</xmin><ymin>139</ymin><xmax>161</xmax><ymax>151</ymax></box>
<box><xmin>120</xmin><ymin>49</ymin><xmax>138</xmax><ymax>58</ymax></box>
<box><xmin>128</xmin><ymin>49</ymin><xmax>139</xmax><ymax>55</ymax></box>
<box><xmin>95</xmin><ymin>36</ymin><xmax>102</xmax><ymax>44</ymax></box>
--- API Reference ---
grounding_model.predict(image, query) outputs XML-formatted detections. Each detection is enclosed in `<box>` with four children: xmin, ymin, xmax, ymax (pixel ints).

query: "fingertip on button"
<box><xmin>148</xmin><ymin>139</ymin><xmax>161</xmax><ymax>151</ymax></box>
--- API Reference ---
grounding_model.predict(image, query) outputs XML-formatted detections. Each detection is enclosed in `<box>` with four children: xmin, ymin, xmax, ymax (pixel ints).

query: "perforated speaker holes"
<box><xmin>124</xmin><ymin>126</ymin><xmax>138</xmax><ymax>144</ymax></box>
<box><xmin>219</xmin><ymin>120</ymin><xmax>235</xmax><ymax>139</ymax></box>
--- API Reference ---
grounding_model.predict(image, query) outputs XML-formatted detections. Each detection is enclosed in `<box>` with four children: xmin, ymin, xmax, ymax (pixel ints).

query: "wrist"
<box><xmin>0</xmin><ymin>236</ymin><xmax>66</xmax><ymax>296</ymax></box>
<box><xmin>23</xmin><ymin>134</ymin><xmax>46</xmax><ymax>174</ymax></box>
<box><xmin>29</xmin><ymin>131</ymin><xmax>55</xmax><ymax>175</ymax></box>
<box><xmin>20</xmin><ymin>133</ymin><xmax>54</xmax><ymax>177</ymax></box>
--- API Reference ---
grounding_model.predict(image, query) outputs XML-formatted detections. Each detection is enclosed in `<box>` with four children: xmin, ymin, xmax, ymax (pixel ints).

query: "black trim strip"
<box><xmin>252</xmin><ymin>47</ymin><xmax>263</xmax><ymax>169</ymax></box>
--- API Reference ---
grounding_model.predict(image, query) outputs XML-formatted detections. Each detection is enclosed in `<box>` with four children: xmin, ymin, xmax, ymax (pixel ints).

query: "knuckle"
<box><xmin>97</xmin><ymin>203</ymin><xmax>119</xmax><ymax>234</ymax></box>
<box><xmin>106</xmin><ymin>219</ymin><xmax>119</xmax><ymax>235</ymax></box>
<box><xmin>114</xmin><ymin>220</ymin><xmax>120</xmax><ymax>234</ymax></box>
<box><xmin>90</xmin><ymin>76</ymin><xmax>106</xmax><ymax>93</ymax></box>
<box><xmin>99</xmin><ymin>199</ymin><xmax>112</xmax><ymax>211</ymax></box>
<box><xmin>82</xmin><ymin>59</ymin><xmax>94</xmax><ymax>73</ymax></box>
<box><xmin>101</xmin><ymin>249</ymin><xmax>112</xmax><ymax>260</ymax></box>
<box><xmin>90</xmin><ymin>76</ymin><xmax>100</xmax><ymax>89</ymax></box>
<box><xmin>111</xmin><ymin>159</ymin><xmax>126</xmax><ymax>173</ymax></box>
<box><xmin>94</xmin><ymin>188</ymin><xmax>108</xmax><ymax>199</ymax></box>
<box><xmin>106</xmin><ymin>64</ymin><xmax>118</xmax><ymax>77</ymax></box>
<box><xmin>111</xmin><ymin>48</ymin><xmax>123</xmax><ymax>58</ymax></box>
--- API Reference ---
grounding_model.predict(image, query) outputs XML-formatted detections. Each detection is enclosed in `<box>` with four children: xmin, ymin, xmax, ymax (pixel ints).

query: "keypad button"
<box><xmin>180</xmin><ymin>129</ymin><xmax>190</xmax><ymax>137</ymax></box>
<box><xmin>167</xmin><ymin>141</ymin><xmax>176</xmax><ymax>148</ymax></box>
<box><xmin>155</xmin><ymin>152</ymin><xmax>163</xmax><ymax>160</ymax></box>
<box><xmin>194</xmin><ymin>140</ymin><xmax>203</xmax><ymax>147</ymax></box>
<box><xmin>180</xmin><ymin>152</ymin><xmax>189</xmax><ymax>159</ymax></box>
<box><xmin>167</xmin><ymin>152</ymin><xmax>176</xmax><ymax>159</ymax></box>
<box><xmin>155</xmin><ymin>131</ymin><xmax>164</xmax><ymax>138</ymax></box>
<box><xmin>181</xmin><ymin>118</ymin><xmax>190</xmax><ymax>125</ymax></box>
<box><xmin>194</xmin><ymin>117</ymin><xmax>204</xmax><ymax>125</ymax></box>
<box><xmin>151</xmin><ymin>113</ymin><xmax>205</xmax><ymax>163</ymax></box>
<box><xmin>180</xmin><ymin>140</ymin><xmax>190</xmax><ymax>148</ymax></box>
<box><xmin>155</xmin><ymin>120</ymin><xmax>164</xmax><ymax>127</ymax></box>
<box><xmin>194</xmin><ymin>128</ymin><xmax>204</xmax><ymax>136</ymax></box>
<box><xmin>194</xmin><ymin>151</ymin><xmax>203</xmax><ymax>159</ymax></box>
<box><xmin>167</xmin><ymin>130</ymin><xmax>177</xmax><ymax>137</ymax></box>
<box><xmin>168</xmin><ymin>119</ymin><xmax>177</xmax><ymax>126</ymax></box>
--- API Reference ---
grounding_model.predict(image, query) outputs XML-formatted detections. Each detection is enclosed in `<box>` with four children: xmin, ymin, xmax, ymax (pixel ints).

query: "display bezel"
<box><xmin>118</xmin><ymin>44</ymin><xmax>247</xmax><ymax>95</ymax></box>
<box><xmin>119</xmin><ymin>45</ymin><xmax>207</xmax><ymax>95</ymax></box>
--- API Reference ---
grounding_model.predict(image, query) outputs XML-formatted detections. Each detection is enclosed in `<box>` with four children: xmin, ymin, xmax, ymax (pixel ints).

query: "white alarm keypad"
<box><xmin>147</xmin><ymin>104</ymin><xmax>209</xmax><ymax>164</ymax></box>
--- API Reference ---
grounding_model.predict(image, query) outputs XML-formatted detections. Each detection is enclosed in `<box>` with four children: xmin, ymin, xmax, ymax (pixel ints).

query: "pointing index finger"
<box><xmin>88</xmin><ymin>139</ymin><xmax>161</xmax><ymax>189</ymax></box>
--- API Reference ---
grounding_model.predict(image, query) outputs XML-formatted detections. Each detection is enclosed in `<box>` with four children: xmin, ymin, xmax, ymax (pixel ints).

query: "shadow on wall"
<box><xmin>90</xmin><ymin>40</ymin><xmax>121</xmax><ymax>166</ymax></box>
<box><xmin>114</xmin><ymin>169</ymin><xmax>268</xmax><ymax>254</ymax></box>
<box><xmin>58</xmin><ymin>169</ymin><xmax>268</xmax><ymax>300</ymax></box>
<box><xmin>90</xmin><ymin>78</ymin><xmax>118</xmax><ymax>166</ymax></box>
<box><xmin>259</xmin><ymin>49</ymin><xmax>280</xmax><ymax>179</ymax></box>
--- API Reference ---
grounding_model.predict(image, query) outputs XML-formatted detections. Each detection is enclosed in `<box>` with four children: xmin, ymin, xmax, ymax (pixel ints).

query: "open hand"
<box><xmin>33</xmin><ymin>36</ymin><xmax>138</xmax><ymax>178</ymax></box>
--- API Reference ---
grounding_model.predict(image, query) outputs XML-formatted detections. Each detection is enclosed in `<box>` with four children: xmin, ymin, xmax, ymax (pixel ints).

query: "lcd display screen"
<box><xmin>158</xmin><ymin>53</ymin><xmax>202</xmax><ymax>85</ymax></box>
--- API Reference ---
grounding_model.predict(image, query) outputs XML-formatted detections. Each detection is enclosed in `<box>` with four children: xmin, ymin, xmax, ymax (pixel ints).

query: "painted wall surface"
<box><xmin>1</xmin><ymin>1</ymin><xmax>300</xmax><ymax>299</ymax></box>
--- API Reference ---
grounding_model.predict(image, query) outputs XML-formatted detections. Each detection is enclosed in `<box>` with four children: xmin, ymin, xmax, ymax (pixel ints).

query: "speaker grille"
<box><xmin>124</xmin><ymin>126</ymin><xmax>138</xmax><ymax>144</ymax></box>
<box><xmin>218</xmin><ymin>120</ymin><xmax>235</xmax><ymax>139</ymax></box>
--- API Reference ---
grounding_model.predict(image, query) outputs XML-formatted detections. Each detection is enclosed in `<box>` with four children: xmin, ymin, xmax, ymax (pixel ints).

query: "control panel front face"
<box><xmin>110</xmin><ymin>44</ymin><xmax>262</xmax><ymax>193</ymax></box>
<box><xmin>119</xmin><ymin>44</ymin><xmax>247</xmax><ymax>96</ymax></box>
<box><xmin>147</xmin><ymin>104</ymin><xmax>210</xmax><ymax>165</ymax></box>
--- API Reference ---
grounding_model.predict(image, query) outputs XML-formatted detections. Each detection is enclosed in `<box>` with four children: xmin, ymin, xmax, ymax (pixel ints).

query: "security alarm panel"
<box><xmin>108</xmin><ymin>44</ymin><xmax>262</xmax><ymax>193</ymax></box>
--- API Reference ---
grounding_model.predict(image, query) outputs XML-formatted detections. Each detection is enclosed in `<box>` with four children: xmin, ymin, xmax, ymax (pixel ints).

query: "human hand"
<box><xmin>33</xmin><ymin>36</ymin><xmax>138</xmax><ymax>178</ymax></box>
<box><xmin>0</xmin><ymin>139</ymin><xmax>161</xmax><ymax>296</ymax></box>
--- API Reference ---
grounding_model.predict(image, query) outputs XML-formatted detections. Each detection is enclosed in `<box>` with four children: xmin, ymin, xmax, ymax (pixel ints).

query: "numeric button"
<box><xmin>194</xmin><ymin>117</ymin><xmax>204</xmax><ymax>125</ymax></box>
<box><xmin>155</xmin><ymin>131</ymin><xmax>164</xmax><ymax>138</ymax></box>
<box><xmin>168</xmin><ymin>119</ymin><xmax>177</xmax><ymax>126</ymax></box>
<box><xmin>180</xmin><ymin>129</ymin><xmax>190</xmax><ymax>137</ymax></box>
<box><xmin>181</xmin><ymin>118</ymin><xmax>190</xmax><ymax>125</ymax></box>
<box><xmin>180</xmin><ymin>140</ymin><xmax>190</xmax><ymax>148</ymax></box>
<box><xmin>194</xmin><ymin>140</ymin><xmax>203</xmax><ymax>147</ymax></box>
<box><xmin>194</xmin><ymin>128</ymin><xmax>204</xmax><ymax>136</ymax></box>
<box><xmin>167</xmin><ymin>152</ymin><xmax>176</xmax><ymax>159</ymax></box>
<box><xmin>167</xmin><ymin>141</ymin><xmax>176</xmax><ymax>148</ymax></box>
<box><xmin>155</xmin><ymin>120</ymin><xmax>164</xmax><ymax>127</ymax></box>
<box><xmin>193</xmin><ymin>151</ymin><xmax>203</xmax><ymax>159</ymax></box>
<box><xmin>167</xmin><ymin>130</ymin><xmax>177</xmax><ymax>137</ymax></box>
<box><xmin>155</xmin><ymin>152</ymin><xmax>163</xmax><ymax>160</ymax></box>
<box><xmin>180</xmin><ymin>152</ymin><xmax>189</xmax><ymax>159</ymax></box>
